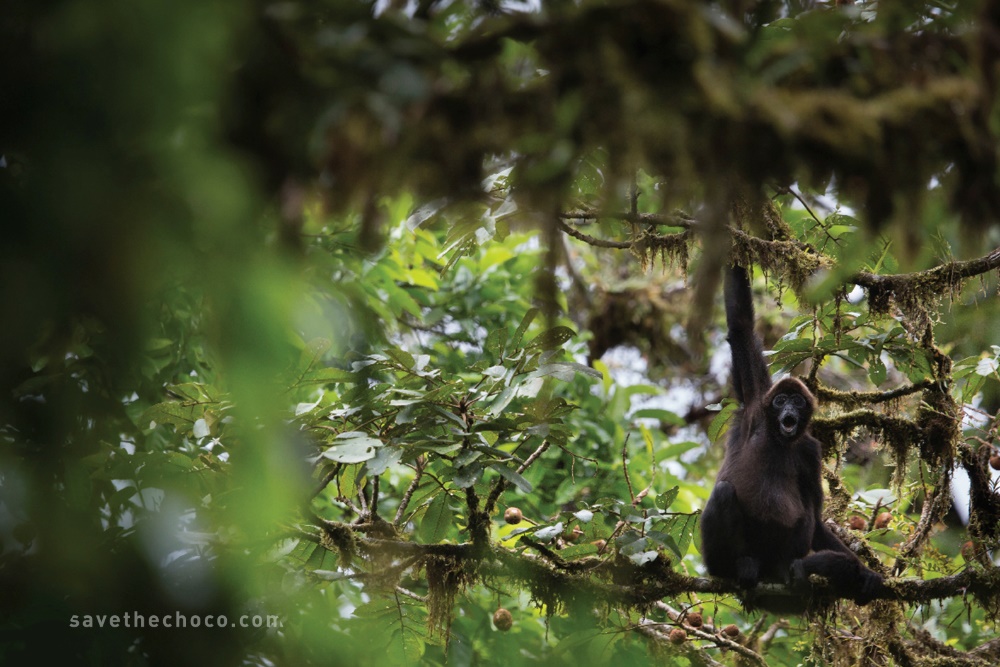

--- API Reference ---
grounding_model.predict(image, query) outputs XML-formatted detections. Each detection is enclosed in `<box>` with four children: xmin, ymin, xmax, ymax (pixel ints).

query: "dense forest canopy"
<box><xmin>4</xmin><ymin>1</ymin><xmax>1000</xmax><ymax>665</ymax></box>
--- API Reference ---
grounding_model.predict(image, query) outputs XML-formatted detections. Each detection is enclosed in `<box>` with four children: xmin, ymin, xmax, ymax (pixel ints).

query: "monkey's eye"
<box><xmin>790</xmin><ymin>395</ymin><xmax>806</xmax><ymax>408</ymax></box>
<box><xmin>772</xmin><ymin>394</ymin><xmax>787</xmax><ymax>408</ymax></box>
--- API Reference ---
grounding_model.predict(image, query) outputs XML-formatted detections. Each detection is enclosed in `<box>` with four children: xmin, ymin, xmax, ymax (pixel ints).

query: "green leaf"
<box><xmin>384</xmin><ymin>283</ymin><xmax>422</xmax><ymax>318</ymax></box>
<box><xmin>774</xmin><ymin>338</ymin><xmax>814</xmax><ymax>353</ymax></box>
<box><xmin>366</xmin><ymin>445</ymin><xmax>402</xmax><ymax>475</ymax></box>
<box><xmin>167</xmin><ymin>382</ymin><xmax>219</xmax><ymax>403</ymax></box>
<box><xmin>385</xmin><ymin>348</ymin><xmax>415</xmax><ymax>370</ymax></box>
<box><xmin>321</xmin><ymin>433</ymin><xmax>383</xmax><ymax>464</ymax></box>
<box><xmin>511</xmin><ymin>308</ymin><xmax>539</xmax><ymax>349</ymax></box>
<box><xmin>301</xmin><ymin>367</ymin><xmax>354</xmax><ymax>384</ymax></box>
<box><xmin>385</xmin><ymin>631</ymin><xmax>425</xmax><ymax>665</ymax></box>
<box><xmin>525</xmin><ymin>326</ymin><xmax>575</xmax><ymax>350</ymax></box>
<box><xmin>655</xmin><ymin>441</ymin><xmax>701</xmax><ymax>461</ymax></box>
<box><xmin>418</xmin><ymin>492</ymin><xmax>453</xmax><ymax>543</ymax></box>
<box><xmin>292</xmin><ymin>339</ymin><xmax>332</xmax><ymax>378</ymax></box>
<box><xmin>488</xmin><ymin>462</ymin><xmax>533</xmax><ymax>493</ymax></box>
<box><xmin>484</xmin><ymin>328</ymin><xmax>508</xmax><ymax>358</ymax></box>
<box><xmin>707</xmin><ymin>400</ymin><xmax>738</xmax><ymax>442</ymax></box>
<box><xmin>452</xmin><ymin>463</ymin><xmax>484</xmax><ymax>488</ymax></box>
<box><xmin>488</xmin><ymin>386</ymin><xmax>517</xmax><ymax>416</ymax></box>
<box><xmin>868</xmin><ymin>357</ymin><xmax>887</xmax><ymax>386</ymax></box>
<box><xmin>140</xmin><ymin>402</ymin><xmax>200</xmax><ymax>430</ymax></box>
<box><xmin>631</xmin><ymin>408</ymin><xmax>685</xmax><ymax>425</ymax></box>
<box><xmin>534</xmin><ymin>361</ymin><xmax>602</xmax><ymax>382</ymax></box>
<box><xmin>658</xmin><ymin>486</ymin><xmax>680</xmax><ymax>508</ymax></box>
<box><xmin>666</xmin><ymin>513</ymin><xmax>698</xmax><ymax>559</ymax></box>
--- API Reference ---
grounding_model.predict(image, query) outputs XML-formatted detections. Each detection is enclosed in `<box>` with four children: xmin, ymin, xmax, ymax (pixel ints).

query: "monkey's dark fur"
<box><xmin>700</xmin><ymin>266</ymin><xmax>884</xmax><ymax>611</ymax></box>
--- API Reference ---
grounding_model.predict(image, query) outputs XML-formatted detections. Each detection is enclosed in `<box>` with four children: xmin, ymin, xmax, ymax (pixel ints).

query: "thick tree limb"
<box><xmin>558</xmin><ymin>206</ymin><xmax>1000</xmax><ymax>292</ymax></box>
<box><xmin>850</xmin><ymin>246</ymin><xmax>1000</xmax><ymax>288</ymax></box>
<box><xmin>306</xmin><ymin>523</ymin><xmax>1000</xmax><ymax>610</ymax></box>
<box><xmin>815</xmin><ymin>380</ymin><xmax>936</xmax><ymax>407</ymax></box>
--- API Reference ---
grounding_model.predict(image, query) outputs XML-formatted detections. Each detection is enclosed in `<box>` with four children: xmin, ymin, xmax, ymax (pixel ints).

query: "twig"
<box><xmin>395</xmin><ymin>586</ymin><xmax>427</xmax><ymax>602</ymax></box>
<box><xmin>635</xmin><ymin>621</ymin><xmax>727</xmax><ymax>667</ymax></box>
<box><xmin>622</xmin><ymin>433</ymin><xmax>634</xmax><ymax>503</ymax></box>
<box><xmin>393</xmin><ymin>457</ymin><xmax>425</xmax><ymax>525</ymax></box>
<box><xmin>559</xmin><ymin>209</ymin><xmax>695</xmax><ymax>229</ymax></box>
<box><xmin>484</xmin><ymin>439</ymin><xmax>551</xmax><ymax>514</ymax></box>
<box><xmin>312</xmin><ymin>465</ymin><xmax>340</xmax><ymax>499</ymax></box>
<box><xmin>557</xmin><ymin>220</ymin><xmax>632</xmax><ymax>249</ymax></box>
<box><xmin>651</xmin><ymin>602</ymin><xmax>769</xmax><ymax>667</ymax></box>
<box><xmin>759</xmin><ymin>619</ymin><xmax>790</xmax><ymax>650</ymax></box>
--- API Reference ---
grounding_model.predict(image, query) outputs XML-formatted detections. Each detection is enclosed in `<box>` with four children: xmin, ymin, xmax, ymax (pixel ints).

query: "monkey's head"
<box><xmin>765</xmin><ymin>377</ymin><xmax>816</xmax><ymax>441</ymax></box>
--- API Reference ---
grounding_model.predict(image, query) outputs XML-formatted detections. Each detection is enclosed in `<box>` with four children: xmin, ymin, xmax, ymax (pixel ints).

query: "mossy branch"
<box><xmin>557</xmin><ymin>206</ymin><xmax>1000</xmax><ymax>302</ymax></box>
<box><xmin>851</xmin><ymin>246</ymin><xmax>1000</xmax><ymax>290</ymax></box>
<box><xmin>306</xmin><ymin>521</ymin><xmax>1000</xmax><ymax>612</ymax></box>
<box><xmin>815</xmin><ymin>381</ymin><xmax>936</xmax><ymax>407</ymax></box>
<box><xmin>811</xmin><ymin>409</ymin><xmax>923</xmax><ymax>443</ymax></box>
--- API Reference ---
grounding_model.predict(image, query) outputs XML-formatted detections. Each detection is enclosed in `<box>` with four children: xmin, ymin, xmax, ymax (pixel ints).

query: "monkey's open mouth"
<box><xmin>780</xmin><ymin>416</ymin><xmax>798</xmax><ymax>435</ymax></box>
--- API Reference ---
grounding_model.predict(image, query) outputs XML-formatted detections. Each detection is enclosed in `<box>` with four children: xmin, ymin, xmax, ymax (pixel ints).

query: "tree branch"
<box><xmin>816</xmin><ymin>380</ymin><xmax>936</xmax><ymax>407</ymax></box>
<box><xmin>559</xmin><ymin>203</ymin><xmax>1000</xmax><ymax>296</ymax></box>
<box><xmin>851</xmin><ymin>246</ymin><xmax>1000</xmax><ymax>288</ymax></box>
<box><xmin>306</xmin><ymin>523</ymin><xmax>1000</xmax><ymax>610</ymax></box>
<box><xmin>559</xmin><ymin>209</ymin><xmax>695</xmax><ymax>229</ymax></box>
<box><xmin>556</xmin><ymin>219</ymin><xmax>632</xmax><ymax>249</ymax></box>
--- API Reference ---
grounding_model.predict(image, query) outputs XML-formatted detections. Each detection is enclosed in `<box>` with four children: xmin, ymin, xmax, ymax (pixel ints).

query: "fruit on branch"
<box><xmin>493</xmin><ymin>607</ymin><xmax>513</xmax><ymax>631</ymax></box>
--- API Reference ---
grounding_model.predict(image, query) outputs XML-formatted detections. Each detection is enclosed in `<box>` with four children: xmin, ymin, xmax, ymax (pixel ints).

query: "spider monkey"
<box><xmin>700</xmin><ymin>265</ymin><xmax>884</xmax><ymax>611</ymax></box>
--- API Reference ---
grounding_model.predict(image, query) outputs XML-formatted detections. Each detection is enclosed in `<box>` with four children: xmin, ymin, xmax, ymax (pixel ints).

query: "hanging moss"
<box><xmin>425</xmin><ymin>555</ymin><xmax>475</xmax><ymax>636</ymax></box>
<box><xmin>319</xmin><ymin>520</ymin><xmax>358</xmax><ymax>569</ymax></box>
<box><xmin>916</xmin><ymin>386</ymin><xmax>961</xmax><ymax>468</ymax></box>
<box><xmin>811</xmin><ymin>409</ymin><xmax>922</xmax><ymax>489</ymax></box>
<box><xmin>631</xmin><ymin>230</ymin><xmax>691</xmax><ymax>273</ymax></box>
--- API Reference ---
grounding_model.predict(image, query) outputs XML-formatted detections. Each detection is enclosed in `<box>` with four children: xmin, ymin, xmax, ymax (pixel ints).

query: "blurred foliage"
<box><xmin>4</xmin><ymin>1</ymin><xmax>1000</xmax><ymax>666</ymax></box>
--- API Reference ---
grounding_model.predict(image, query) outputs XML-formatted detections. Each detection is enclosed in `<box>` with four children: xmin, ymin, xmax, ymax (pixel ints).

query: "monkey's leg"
<box><xmin>791</xmin><ymin>550</ymin><xmax>884</xmax><ymax>605</ymax></box>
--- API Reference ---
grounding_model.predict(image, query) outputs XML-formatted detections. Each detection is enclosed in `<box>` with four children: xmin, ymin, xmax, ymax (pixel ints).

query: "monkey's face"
<box><xmin>769</xmin><ymin>392</ymin><xmax>810</xmax><ymax>439</ymax></box>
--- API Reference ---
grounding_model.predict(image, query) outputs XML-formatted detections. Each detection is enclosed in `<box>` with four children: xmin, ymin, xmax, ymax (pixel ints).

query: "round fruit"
<box><xmin>874</xmin><ymin>512</ymin><xmax>892</xmax><ymax>529</ymax></box>
<box><xmin>669</xmin><ymin>628</ymin><xmax>687</xmax><ymax>644</ymax></box>
<box><xmin>686</xmin><ymin>612</ymin><xmax>703</xmax><ymax>628</ymax></box>
<box><xmin>848</xmin><ymin>515</ymin><xmax>866</xmax><ymax>531</ymax></box>
<box><xmin>723</xmin><ymin>624</ymin><xmax>740</xmax><ymax>638</ymax></box>
<box><xmin>503</xmin><ymin>507</ymin><xmax>523</xmax><ymax>525</ymax></box>
<box><xmin>990</xmin><ymin>454</ymin><xmax>1000</xmax><ymax>471</ymax></box>
<box><xmin>493</xmin><ymin>608</ymin><xmax>513</xmax><ymax>631</ymax></box>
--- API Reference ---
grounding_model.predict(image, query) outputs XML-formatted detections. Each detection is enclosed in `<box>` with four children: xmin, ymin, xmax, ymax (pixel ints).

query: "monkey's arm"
<box><xmin>701</xmin><ymin>481</ymin><xmax>759</xmax><ymax>588</ymax></box>
<box><xmin>802</xmin><ymin>439</ymin><xmax>859</xmax><ymax>560</ymax></box>
<box><xmin>724</xmin><ymin>265</ymin><xmax>772</xmax><ymax>406</ymax></box>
